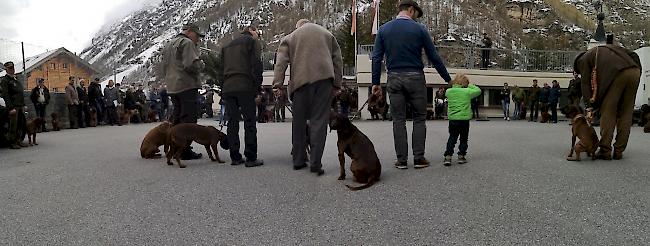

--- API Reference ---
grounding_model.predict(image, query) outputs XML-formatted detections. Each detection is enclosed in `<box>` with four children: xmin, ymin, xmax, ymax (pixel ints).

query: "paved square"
<box><xmin>1</xmin><ymin>119</ymin><xmax>649</xmax><ymax>245</ymax></box>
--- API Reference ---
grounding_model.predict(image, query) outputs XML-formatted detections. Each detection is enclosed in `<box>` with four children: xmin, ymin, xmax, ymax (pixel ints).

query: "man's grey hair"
<box><xmin>296</xmin><ymin>19</ymin><xmax>310</xmax><ymax>29</ymax></box>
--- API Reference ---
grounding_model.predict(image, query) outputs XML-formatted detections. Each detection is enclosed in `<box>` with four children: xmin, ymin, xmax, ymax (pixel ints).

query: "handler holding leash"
<box><xmin>371</xmin><ymin>0</ymin><xmax>451</xmax><ymax>169</ymax></box>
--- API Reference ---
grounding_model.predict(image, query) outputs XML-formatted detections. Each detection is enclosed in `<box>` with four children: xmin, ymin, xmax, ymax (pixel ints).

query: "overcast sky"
<box><xmin>0</xmin><ymin>0</ymin><xmax>161</xmax><ymax>55</ymax></box>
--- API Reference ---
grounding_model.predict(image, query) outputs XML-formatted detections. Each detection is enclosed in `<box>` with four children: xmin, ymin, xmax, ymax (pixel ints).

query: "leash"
<box><xmin>590</xmin><ymin>47</ymin><xmax>599</xmax><ymax>104</ymax></box>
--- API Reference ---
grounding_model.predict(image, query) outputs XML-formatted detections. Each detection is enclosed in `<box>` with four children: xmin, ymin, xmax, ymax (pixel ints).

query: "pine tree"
<box><xmin>379</xmin><ymin>0</ymin><xmax>400</xmax><ymax>26</ymax></box>
<box><xmin>335</xmin><ymin>12</ymin><xmax>356</xmax><ymax>66</ymax></box>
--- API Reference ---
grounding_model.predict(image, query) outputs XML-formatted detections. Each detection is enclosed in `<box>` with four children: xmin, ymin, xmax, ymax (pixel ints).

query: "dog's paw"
<box><xmin>218</xmin><ymin>160</ymin><xmax>225</xmax><ymax>163</ymax></box>
<box><xmin>34</xmin><ymin>143</ymin><xmax>38</xmax><ymax>146</ymax></box>
<box><xmin>338</xmin><ymin>176</ymin><xmax>345</xmax><ymax>180</ymax></box>
<box><xmin>566</xmin><ymin>157</ymin><xmax>579</xmax><ymax>161</ymax></box>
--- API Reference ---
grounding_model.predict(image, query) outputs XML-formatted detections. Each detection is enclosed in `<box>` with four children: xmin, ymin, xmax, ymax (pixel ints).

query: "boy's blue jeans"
<box><xmin>444</xmin><ymin>120</ymin><xmax>470</xmax><ymax>156</ymax></box>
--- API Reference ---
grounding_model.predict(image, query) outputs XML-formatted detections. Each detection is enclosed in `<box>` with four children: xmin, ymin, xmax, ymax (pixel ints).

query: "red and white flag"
<box><xmin>351</xmin><ymin>0</ymin><xmax>357</xmax><ymax>36</ymax></box>
<box><xmin>371</xmin><ymin>0</ymin><xmax>380</xmax><ymax>35</ymax></box>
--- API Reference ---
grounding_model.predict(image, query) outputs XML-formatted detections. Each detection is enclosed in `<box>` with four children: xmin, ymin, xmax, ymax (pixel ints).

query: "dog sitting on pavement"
<box><xmin>140</xmin><ymin>121</ymin><xmax>171</xmax><ymax>159</ymax></box>
<box><xmin>26</xmin><ymin>118</ymin><xmax>45</xmax><ymax>146</ymax></box>
<box><xmin>330</xmin><ymin>111</ymin><xmax>381</xmax><ymax>191</ymax></box>
<box><xmin>561</xmin><ymin>105</ymin><xmax>599</xmax><ymax>161</ymax></box>
<box><xmin>165</xmin><ymin>123</ymin><xmax>229</xmax><ymax>168</ymax></box>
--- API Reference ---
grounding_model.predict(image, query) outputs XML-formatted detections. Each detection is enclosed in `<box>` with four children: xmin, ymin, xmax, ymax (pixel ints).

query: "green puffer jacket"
<box><xmin>445</xmin><ymin>84</ymin><xmax>482</xmax><ymax>121</ymax></box>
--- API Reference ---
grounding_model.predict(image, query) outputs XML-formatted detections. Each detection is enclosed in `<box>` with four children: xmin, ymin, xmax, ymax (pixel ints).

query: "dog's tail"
<box><xmin>345</xmin><ymin>175</ymin><xmax>378</xmax><ymax>191</ymax></box>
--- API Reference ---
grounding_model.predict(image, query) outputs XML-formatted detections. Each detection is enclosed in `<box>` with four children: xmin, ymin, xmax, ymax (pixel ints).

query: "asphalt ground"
<box><xmin>1</xmin><ymin>119</ymin><xmax>649</xmax><ymax>245</ymax></box>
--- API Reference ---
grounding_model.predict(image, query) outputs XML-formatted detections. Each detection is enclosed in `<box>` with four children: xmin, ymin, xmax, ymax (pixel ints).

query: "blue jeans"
<box><xmin>513</xmin><ymin>101</ymin><xmax>521</xmax><ymax>119</ymax></box>
<box><xmin>502</xmin><ymin>100</ymin><xmax>510</xmax><ymax>118</ymax></box>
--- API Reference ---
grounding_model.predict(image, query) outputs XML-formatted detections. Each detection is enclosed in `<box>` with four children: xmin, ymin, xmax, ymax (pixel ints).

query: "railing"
<box><xmin>358</xmin><ymin>45</ymin><xmax>580</xmax><ymax>73</ymax></box>
<box><xmin>262</xmin><ymin>52</ymin><xmax>357</xmax><ymax>77</ymax></box>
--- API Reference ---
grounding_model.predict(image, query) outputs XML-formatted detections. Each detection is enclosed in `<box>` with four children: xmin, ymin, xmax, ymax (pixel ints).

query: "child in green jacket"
<box><xmin>443</xmin><ymin>74</ymin><xmax>482</xmax><ymax>166</ymax></box>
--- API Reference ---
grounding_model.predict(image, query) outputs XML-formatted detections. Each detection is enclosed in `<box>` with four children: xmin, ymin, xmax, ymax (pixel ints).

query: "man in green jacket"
<box><xmin>0</xmin><ymin>61</ymin><xmax>28</xmax><ymax>149</ymax></box>
<box><xmin>443</xmin><ymin>74</ymin><xmax>482</xmax><ymax>166</ymax></box>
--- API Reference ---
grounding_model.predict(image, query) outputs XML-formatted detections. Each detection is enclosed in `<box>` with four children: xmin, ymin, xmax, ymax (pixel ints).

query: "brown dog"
<box><xmin>165</xmin><ymin>123</ymin><xmax>228</xmax><ymax>168</ymax></box>
<box><xmin>640</xmin><ymin>104</ymin><xmax>650</xmax><ymax>133</ymax></box>
<box><xmin>562</xmin><ymin>105</ymin><xmax>599</xmax><ymax>161</ymax></box>
<box><xmin>330</xmin><ymin>111</ymin><xmax>381</xmax><ymax>191</ymax></box>
<box><xmin>50</xmin><ymin>113</ymin><xmax>61</xmax><ymax>131</ymax></box>
<box><xmin>148</xmin><ymin>110</ymin><xmax>157</xmax><ymax>123</ymax></box>
<box><xmin>140</xmin><ymin>121</ymin><xmax>171</xmax><ymax>159</ymax></box>
<box><xmin>367</xmin><ymin>93</ymin><xmax>387</xmax><ymax>120</ymax></box>
<box><xmin>89</xmin><ymin>107</ymin><xmax>98</xmax><ymax>127</ymax></box>
<box><xmin>120</xmin><ymin>110</ymin><xmax>134</xmax><ymax>125</ymax></box>
<box><xmin>26</xmin><ymin>118</ymin><xmax>45</xmax><ymax>146</ymax></box>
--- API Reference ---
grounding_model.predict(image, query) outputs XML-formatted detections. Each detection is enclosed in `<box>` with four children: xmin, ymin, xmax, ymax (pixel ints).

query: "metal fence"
<box><xmin>262</xmin><ymin>51</ymin><xmax>357</xmax><ymax>77</ymax></box>
<box><xmin>358</xmin><ymin>45</ymin><xmax>580</xmax><ymax>73</ymax></box>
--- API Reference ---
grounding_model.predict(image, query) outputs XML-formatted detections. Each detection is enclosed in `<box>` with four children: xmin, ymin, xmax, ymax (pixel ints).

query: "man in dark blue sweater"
<box><xmin>372</xmin><ymin>0</ymin><xmax>452</xmax><ymax>170</ymax></box>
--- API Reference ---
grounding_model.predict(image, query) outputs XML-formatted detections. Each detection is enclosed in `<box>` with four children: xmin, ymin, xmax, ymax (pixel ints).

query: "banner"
<box><xmin>351</xmin><ymin>0</ymin><xmax>357</xmax><ymax>36</ymax></box>
<box><xmin>371</xmin><ymin>0</ymin><xmax>380</xmax><ymax>35</ymax></box>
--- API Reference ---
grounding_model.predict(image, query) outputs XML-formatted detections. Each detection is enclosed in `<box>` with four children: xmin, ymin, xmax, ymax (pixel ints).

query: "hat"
<box><xmin>182</xmin><ymin>23</ymin><xmax>206</xmax><ymax>37</ymax></box>
<box><xmin>3</xmin><ymin>61</ymin><xmax>14</xmax><ymax>68</ymax></box>
<box><xmin>399</xmin><ymin>0</ymin><xmax>423</xmax><ymax>18</ymax></box>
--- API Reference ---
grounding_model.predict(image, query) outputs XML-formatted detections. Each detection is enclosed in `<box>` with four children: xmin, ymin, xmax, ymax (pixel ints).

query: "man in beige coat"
<box><xmin>273</xmin><ymin>19</ymin><xmax>343</xmax><ymax>176</ymax></box>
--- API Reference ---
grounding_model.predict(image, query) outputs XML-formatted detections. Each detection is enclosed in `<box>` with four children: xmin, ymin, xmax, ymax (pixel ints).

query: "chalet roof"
<box><xmin>0</xmin><ymin>47</ymin><xmax>101</xmax><ymax>76</ymax></box>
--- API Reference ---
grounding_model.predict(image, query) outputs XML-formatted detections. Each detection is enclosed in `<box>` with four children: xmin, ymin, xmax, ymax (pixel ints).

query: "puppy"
<box><xmin>26</xmin><ymin>118</ymin><xmax>45</xmax><ymax>146</ymax></box>
<box><xmin>330</xmin><ymin>111</ymin><xmax>381</xmax><ymax>191</ymax></box>
<box><xmin>140</xmin><ymin>121</ymin><xmax>171</xmax><ymax>159</ymax></box>
<box><xmin>165</xmin><ymin>123</ymin><xmax>229</xmax><ymax>168</ymax></box>
<box><xmin>561</xmin><ymin>105</ymin><xmax>599</xmax><ymax>161</ymax></box>
<box><xmin>89</xmin><ymin>107</ymin><xmax>98</xmax><ymax>127</ymax></box>
<box><xmin>50</xmin><ymin>113</ymin><xmax>61</xmax><ymax>131</ymax></box>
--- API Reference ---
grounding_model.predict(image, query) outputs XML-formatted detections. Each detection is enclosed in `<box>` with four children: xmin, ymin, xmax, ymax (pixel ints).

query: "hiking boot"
<box><xmin>231</xmin><ymin>159</ymin><xmax>244</xmax><ymax>166</ymax></box>
<box><xmin>595</xmin><ymin>151</ymin><xmax>612</xmax><ymax>160</ymax></box>
<box><xmin>458</xmin><ymin>155</ymin><xmax>467</xmax><ymax>164</ymax></box>
<box><xmin>443</xmin><ymin>156</ymin><xmax>452</xmax><ymax>166</ymax></box>
<box><xmin>310</xmin><ymin>167</ymin><xmax>325</xmax><ymax>176</ymax></box>
<box><xmin>613</xmin><ymin>152</ymin><xmax>623</xmax><ymax>160</ymax></box>
<box><xmin>180</xmin><ymin>150</ymin><xmax>202</xmax><ymax>160</ymax></box>
<box><xmin>414</xmin><ymin>158</ymin><xmax>430</xmax><ymax>169</ymax></box>
<box><xmin>394</xmin><ymin>161</ymin><xmax>408</xmax><ymax>169</ymax></box>
<box><xmin>293</xmin><ymin>163</ymin><xmax>307</xmax><ymax>170</ymax></box>
<box><xmin>245</xmin><ymin>159</ymin><xmax>264</xmax><ymax>167</ymax></box>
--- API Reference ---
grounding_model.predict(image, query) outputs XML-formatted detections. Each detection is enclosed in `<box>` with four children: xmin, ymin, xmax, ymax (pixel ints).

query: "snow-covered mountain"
<box><xmin>80</xmin><ymin>0</ymin><xmax>649</xmax><ymax>85</ymax></box>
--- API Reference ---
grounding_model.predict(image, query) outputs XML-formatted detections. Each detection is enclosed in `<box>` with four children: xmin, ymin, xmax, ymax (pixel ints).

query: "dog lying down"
<box><xmin>330</xmin><ymin>111</ymin><xmax>381</xmax><ymax>191</ymax></box>
<box><xmin>561</xmin><ymin>105</ymin><xmax>599</xmax><ymax>161</ymax></box>
<box><xmin>165</xmin><ymin>123</ymin><xmax>229</xmax><ymax>168</ymax></box>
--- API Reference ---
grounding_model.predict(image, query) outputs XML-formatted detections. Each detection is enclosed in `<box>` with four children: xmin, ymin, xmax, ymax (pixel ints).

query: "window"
<box><xmin>50</xmin><ymin>63</ymin><xmax>56</xmax><ymax>70</ymax></box>
<box><xmin>63</xmin><ymin>63</ymin><xmax>68</xmax><ymax>69</ymax></box>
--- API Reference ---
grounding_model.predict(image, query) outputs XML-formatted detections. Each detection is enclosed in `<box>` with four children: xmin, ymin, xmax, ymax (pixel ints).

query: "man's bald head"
<box><xmin>296</xmin><ymin>19</ymin><xmax>310</xmax><ymax>29</ymax></box>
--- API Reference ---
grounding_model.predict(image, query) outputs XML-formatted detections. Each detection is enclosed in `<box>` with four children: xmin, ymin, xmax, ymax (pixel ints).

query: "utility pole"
<box><xmin>21</xmin><ymin>42</ymin><xmax>26</xmax><ymax>84</ymax></box>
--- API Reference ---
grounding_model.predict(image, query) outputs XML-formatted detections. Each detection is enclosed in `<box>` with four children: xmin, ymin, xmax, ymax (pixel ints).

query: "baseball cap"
<box><xmin>182</xmin><ymin>23</ymin><xmax>206</xmax><ymax>37</ymax></box>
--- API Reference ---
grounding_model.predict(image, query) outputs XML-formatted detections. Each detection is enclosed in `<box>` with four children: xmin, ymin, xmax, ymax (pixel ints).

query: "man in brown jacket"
<box><xmin>273</xmin><ymin>19</ymin><xmax>343</xmax><ymax>175</ymax></box>
<box><xmin>65</xmin><ymin>76</ymin><xmax>80</xmax><ymax>129</ymax></box>
<box><xmin>161</xmin><ymin>23</ymin><xmax>206</xmax><ymax>160</ymax></box>
<box><xmin>574</xmin><ymin>44</ymin><xmax>641</xmax><ymax>160</ymax></box>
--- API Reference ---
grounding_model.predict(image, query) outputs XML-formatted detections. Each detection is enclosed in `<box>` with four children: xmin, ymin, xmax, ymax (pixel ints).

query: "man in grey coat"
<box><xmin>161</xmin><ymin>23</ymin><xmax>206</xmax><ymax>160</ymax></box>
<box><xmin>273</xmin><ymin>19</ymin><xmax>343</xmax><ymax>176</ymax></box>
